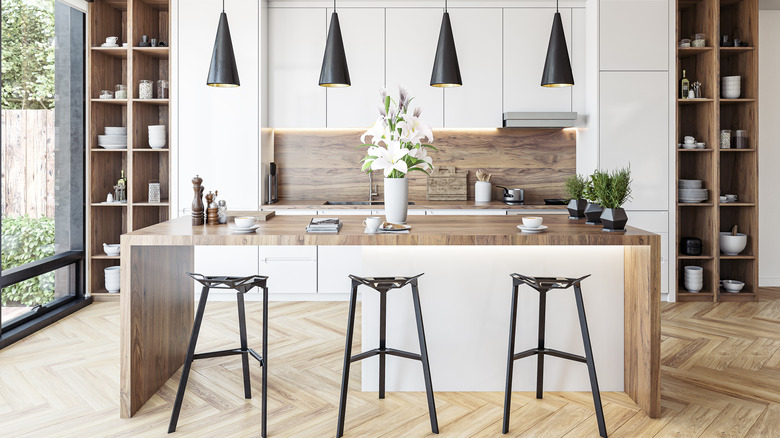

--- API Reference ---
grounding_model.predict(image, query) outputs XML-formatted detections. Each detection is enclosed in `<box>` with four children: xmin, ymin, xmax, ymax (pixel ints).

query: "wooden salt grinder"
<box><xmin>192</xmin><ymin>175</ymin><xmax>205</xmax><ymax>225</ymax></box>
<box><xmin>206</xmin><ymin>191</ymin><xmax>219</xmax><ymax>225</ymax></box>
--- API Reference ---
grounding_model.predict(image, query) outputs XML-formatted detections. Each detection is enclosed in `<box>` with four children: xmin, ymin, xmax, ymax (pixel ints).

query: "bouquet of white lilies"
<box><xmin>359</xmin><ymin>87</ymin><xmax>436</xmax><ymax>178</ymax></box>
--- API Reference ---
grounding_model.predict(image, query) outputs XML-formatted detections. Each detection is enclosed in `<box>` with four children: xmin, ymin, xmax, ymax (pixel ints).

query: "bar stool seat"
<box><xmin>503</xmin><ymin>273</ymin><xmax>607</xmax><ymax>437</ymax></box>
<box><xmin>168</xmin><ymin>273</ymin><xmax>269</xmax><ymax>437</ymax></box>
<box><xmin>337</xmin><ymin>274</ymin><xmax>438</xmax><ymax>437</ymax></box>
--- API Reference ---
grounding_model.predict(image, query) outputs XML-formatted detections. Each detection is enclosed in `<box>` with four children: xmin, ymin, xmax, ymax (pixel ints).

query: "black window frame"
<box><xmin>0</xmin><ymin>1</ymin><xmax>91</xmax><ymax>349</ymax></box>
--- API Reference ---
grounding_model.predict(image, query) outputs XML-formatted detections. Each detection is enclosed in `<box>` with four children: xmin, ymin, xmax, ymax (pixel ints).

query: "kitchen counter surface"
<box><xmin>262</xmin><ymin>200</ymin><xmax>567</xmax><ymax>210</ymax></box>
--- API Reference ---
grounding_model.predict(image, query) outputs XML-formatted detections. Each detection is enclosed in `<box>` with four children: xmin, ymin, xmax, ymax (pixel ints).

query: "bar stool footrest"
<box><xmin>193</xmin><ymin>348</ymin><xmax>265</xmax><ymax>365</ymax></box>
<box><xmin>350</xmin><ymin>347</ymin><xmax>422</xmax><ymax>363</ymax></box>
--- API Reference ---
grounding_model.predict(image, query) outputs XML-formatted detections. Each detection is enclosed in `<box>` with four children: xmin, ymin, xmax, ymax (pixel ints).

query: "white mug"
<box><xmin>106</xmin><ymin>36</ymin><xmax>118</xmax><ymax>45</ymax></box>
<box><xmin>363</xmin><ymin>216</ymin><xmax>382</xmax><ymax>233</ymax></box>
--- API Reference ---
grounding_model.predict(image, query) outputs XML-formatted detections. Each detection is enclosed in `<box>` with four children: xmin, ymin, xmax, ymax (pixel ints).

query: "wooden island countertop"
<box><xmin>120</xmin><ymin>214</ymin><xmax>661</xmax><ymax>421</ymax></box>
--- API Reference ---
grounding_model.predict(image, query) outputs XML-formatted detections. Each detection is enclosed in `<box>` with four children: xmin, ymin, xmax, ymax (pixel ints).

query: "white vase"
<box><xmin>475</xmin><ymin>181</ymin><xmax>492</xmax><ymax>202</ymax></box>
<box><xmin>384</xmin><ymin>177</ymin><xmax>409</xmax><ymax>224</ymax></box>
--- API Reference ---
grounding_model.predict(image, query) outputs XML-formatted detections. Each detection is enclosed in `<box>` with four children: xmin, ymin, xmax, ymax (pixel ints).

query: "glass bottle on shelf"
<box><xmin>115</xmin><ymin>170</ymin><xmax>127</xmax><ymax>202</ymax></box>
<box><xmin>680</xmin><ymin>70</ymin><xmax>690</xmax><ymax>99</ymax></box>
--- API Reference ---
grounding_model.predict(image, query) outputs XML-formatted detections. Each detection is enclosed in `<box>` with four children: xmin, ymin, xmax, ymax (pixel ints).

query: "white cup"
<box><xmin>106</xmin><ymin>36</ymin><xmax>118</xmax><ymax>45</ymax></box>
<box><xmin>363</xmin><ymin>216</ymin><xmax>382</xmax><ymax>233</ymax></box>
<box><xmin>475</xmin><ymin>181</ymin><xmax>492</xmax><ymax>202</ymax></box>
<box><xmin>234</xmin><ymin>216</ymin><xmax>257</xmax><ymax>228</ymax></box>
<box><xmin>522</xmin><ymin>216</ymin><xmax>543</xmax><ymax>229</ymax></box>
<box><xmin>725</xmin><ymin>194</ymin><xmax>738</xmax><ymax>202</ymax></box>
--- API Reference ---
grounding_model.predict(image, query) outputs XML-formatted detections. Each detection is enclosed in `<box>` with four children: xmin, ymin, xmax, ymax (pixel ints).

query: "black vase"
<box><xmin>567</xmin><ymin>199</ymin><xmax>587</xmax><ymax>219</ymax></box>
<box><xmin>584</xmin><ymin>202</ymin><xmax>602</xmax><ymax>224</ymax></box>
<box><xmin>601</xmin><ymin>208</ymin><xmax>628</xmax><ymax>232</ymax></box>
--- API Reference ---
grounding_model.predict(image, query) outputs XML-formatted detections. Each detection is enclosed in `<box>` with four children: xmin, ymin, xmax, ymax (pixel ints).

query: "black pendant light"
<box><xmin>430</xmin><ymin>0</ymin><xmax>462</xmax><ymax>88</ymax></box>
<box><xmin>541</xmin><ymin>0</ymin><xmax>574</xmax><ymax>87</ymax></box>
<box><xmin>207</xmin><ymin>0</ymin><xmax>240</xmax><ymax>87</ymax></box>
<box><xmin>319</xmin><ymin>0</ymin><xmax>350</xmax><ymax>87</ymax></box>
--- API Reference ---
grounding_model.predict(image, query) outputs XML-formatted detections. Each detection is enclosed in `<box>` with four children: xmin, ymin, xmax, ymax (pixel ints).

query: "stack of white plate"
<box><xmin>148</xmin><ymin>125</ymin><xmax>166</xmax><ymax>149</ymax></box>
<box><xmin>679</xmin><ymin>186</ymin><xmax>708</xmax><ymax>203</ymax></box>
<box><xmin>722</xmin><ymin>76</ymin><xmax>741</xmax><ymax>99</ymax></box>
<box><xmin>684</xmin><ymin>266</ymin><xmax>703</xmax><ymax>293</ymax></box>
<box><xmin>679</xmin><ymin>179</ymin><xmax>702</xmax><ymax>189</ymax></box>
<box><xmin>98</xmin><ymin>126</ymin><xmax>127</xmax><ymax>149</ymax></box>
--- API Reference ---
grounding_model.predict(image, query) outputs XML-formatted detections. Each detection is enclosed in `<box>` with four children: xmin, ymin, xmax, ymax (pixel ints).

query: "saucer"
<box><xmin>364</xmin><ymin>227</ymin><xmax>378</xmax><ymax>234</ymax></box>
<box><xmin>378</xmin><ymin>224</ymin><xmax>412</xmax><ymax>232</ymax></box>
<box><xmin>228</xmin><ymin>224</ymin><xmax>260</xmax><ymax>233</ymax></box>
<box><xmin>517</xmin><ymin>225</ymin><xmax>548</xmax><ymax>234</ymax></box>
<box><xmin>101</xmin><ymin>43</ymin><xmax>119</xmax><ymax>47</ymax></box>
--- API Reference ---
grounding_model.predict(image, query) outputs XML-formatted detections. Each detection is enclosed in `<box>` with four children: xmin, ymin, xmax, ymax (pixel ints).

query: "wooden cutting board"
<box><xmin>427</xmin><ymin>166</ymin><xmax>468</xmax><ymax>200</ymax></box>
<box><xmin>228</xmin><ymin>211</ymin><xmax>275</xmax><ymax>221</ymax></box>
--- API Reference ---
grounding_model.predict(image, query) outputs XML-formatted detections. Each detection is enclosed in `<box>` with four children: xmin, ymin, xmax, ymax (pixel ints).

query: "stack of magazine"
<box><xmin>306</xmin><ymin>217</ymin><xmax>342</xmax><ymax>233</ymax></box>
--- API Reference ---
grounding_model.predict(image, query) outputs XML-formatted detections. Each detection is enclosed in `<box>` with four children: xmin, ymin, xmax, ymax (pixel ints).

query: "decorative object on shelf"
<box><xmin>139</xmin><ymin>35</ymin><xmax>151</xmax><ymax>47</ymax></box>
<box><xmin>207</xmin><ymin>0</ymin><xmax>240</xmax><ymax>87</ymax></box>
<box><xmin>156</xmin><ymin>80</ymin><xmax>168</xmax><ymax>99</ymax></box>
<box><xmin>192</xmin><ymin>175</ymin><xmax>205</xmax><ymax>225</ymax></box>
<box><xmin>684</xmin><ymin>266</ymin><xmax>703</xmax><ymax>293</ymax></box>
<box><xmin>148</xmin><ymin>180</ymin><xmax>161</xmax><ymax>203</ymax></box>
<box><xmin>680</xmin><ymin>70</ymin><xmax>689</xmax><ymax>99</ymax></box>
<box><xmin>430</xmin><ymin>0</ymin><xmax>461</xmax><ymax>88</ymax></box>
<box><xmin>583</xmin><ymin>175</ymin><xmax>602</xmax><ymax>225</ymax></box>
<box><xmin>139</xmin><ymin>79</ymin><xmax>153</xmax><ymax>99</ymax></box>
<box><xmin>591</xmin><ymin>166</ymin><xmax>632</xmax><ymax>232</ymax></box>
<box><xmin>735</xmin><ymin>129</ymin><xmax>748</xmax><ymax>148</ymax></box>
<box><xmin>157</xmin><ymin>41</ymin><xmax>167</xmax><ymax>47</ymax></box>
<box><xmin>564</xmin><ymin>174</ymin><xmax>588</xmax><ymax>219</ymax></box>
<box><xmin>114</xmin><ymin>84</ymin><xmax>127</xmax><ymax>99</ymax></box>
<box><xmin>319</xmin><ymin>0</ymin><xmax>350</xmax><ymax>87</ymax></box>
<box><xmin>721</xmin><ymin>34</ymin><xmax>729</xmax><ymax>47</ymax></box>
<box><xmin>427</xmin><ymin>166</ymin><xmax>467</xmax><ymax>201</ymax></box>
<box><xmin>105</xmin><ymin>266</ymin><xmax>121</xmax><ymax>293</ymax></box>
<box><xmin>680</xmin><ymin>237</ymin><xmax>703</xmax><ymax>256</ymax></box>
<box><xmin>206</xmin><ymin>191</ymin><xmax>219</xmax><ymax>225</ymax></box>
<box><xmin>720</xmin><ymin>225</ymin><xmax>747</xmax><ymax>256</ymax></box>
<box><xmin>100</xmin><ymin>90</ymin><xmax>113</xmax><ymax>99</ymax></box>
<box><xmin>116</xmin><ymin>170</ymin><xmax>127</xmax><ymax>202</ymax></box>
<box><xmin>720</xmin><ymin>129</ymin><xmax>732</xmax><ymax>149</ymax></box>
<box><xmin>721</xmin><ymin>280</ymin><xmax>745</xmax><ymax>293</ymax></box>
<box><xmin>106</xmin><ymin>193</ymin><xmax>114</xmax><ymax>203</ymax></box>
<box><xmin>105</xmin><ymin>36</ymin><xmax>118</xmax><ymax>46</ymax></box>
<box><xmin>103</xmin><ymin>243</ymin><xmax>121</xmax><ymax>257</ymax></box>
<box><xmin>151</xmin><ymin>38</ymin><xmax>158</xmax><ymax>47</ymax></box>
<box><xmin>267</xmin><ymin>162</ymin><xmax>278</xmax><ymax>204</ymax></box>
<box><xmin>721</xmin><ymin>75</ymin><xmax>741</xmax><ymax>99</ymax></box>
<box><xmin>679</xmin><ymin>39</ymin><xmax>691</xmax><ymax>48</ymax></box>
<box><xmin>359</xmin><ymin>87</ymin><xmax>435</xmax><ymax>224</ymax></box>
<box><xmin>218</xmin><ymin>200</ymin><xmax>228</xmax><ymax>224</ymax></box>
<box><xmin>541</xmin><ymin>0</ymin><xmax>574</xmax><ymax>87</ymax></box>
<box><xmin>692</xmin><ymin>81</ymin><xmax>702</xmax><ymax>99</ymax></box>
<box><xmin>475</xmin><ymin>169</ymin><xmax>492</xmax><ymax>202</ymax></box>
<box><xmin>148</xmin><ymin>125</ymin><xmax>166</xmax><ymax>149</ymax></box>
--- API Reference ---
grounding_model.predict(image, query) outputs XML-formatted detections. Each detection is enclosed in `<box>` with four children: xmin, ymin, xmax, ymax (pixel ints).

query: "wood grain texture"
<box><xmin>265</xmin><ymin>200</ymin><xmax>567</xmax><ymax>210</ymax></box>
<box><xmin>273</xmin><ymin>128</ymin><xmax>576</xmax><ymax>204</ymax></box>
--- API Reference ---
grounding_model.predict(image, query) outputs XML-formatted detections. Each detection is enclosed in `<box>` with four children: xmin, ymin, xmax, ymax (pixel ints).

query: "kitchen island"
<box><xmin>119</xmin><ymin>214</ymin><xmax>660</xmax><ymax>420</ymax></box>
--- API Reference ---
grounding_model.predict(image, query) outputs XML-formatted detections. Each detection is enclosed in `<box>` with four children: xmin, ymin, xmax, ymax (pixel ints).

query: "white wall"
<box><xmin>759</xmin><ymin>11</ymin><xmax>780</xmax><ymax>286</ymax></box>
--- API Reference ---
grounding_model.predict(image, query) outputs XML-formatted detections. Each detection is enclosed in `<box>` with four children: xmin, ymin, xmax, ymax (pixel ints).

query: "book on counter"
<box><xmin>306</xmin><ymin>217</ymin><xmax>342</xmax><ymax>233</ymax></box>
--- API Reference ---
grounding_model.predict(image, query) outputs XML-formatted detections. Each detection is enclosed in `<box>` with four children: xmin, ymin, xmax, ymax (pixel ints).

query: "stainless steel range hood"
<box><xmin>502</xmin><ymin>112</ymin><xmax>577</xmax><ymax>128</ymax></box>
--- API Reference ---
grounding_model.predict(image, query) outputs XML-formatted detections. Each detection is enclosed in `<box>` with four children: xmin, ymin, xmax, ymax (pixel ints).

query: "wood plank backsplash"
<box><xmin>273</xmin><ymin>128</ymin><xmax>576</xmax><ymax>204</ymax></box>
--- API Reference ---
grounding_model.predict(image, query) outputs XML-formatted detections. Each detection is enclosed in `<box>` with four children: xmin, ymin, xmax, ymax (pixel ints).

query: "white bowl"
<box><xmin>234</xmin><ymin>216</ymin><xmax>257</xmax><ymax>228</ymax></box>
<box><xmin>149</xmin><ymin>138</ymin><xmax>166</xmax><ymax>148</ymax></box>
<box><xmin>684</xmin><ymin>283</ymin><xmax>703</xmax><ymax>293</ymax></box>
<box><xmin>98</xmin><ymin>134</ymin><xmax>127</xmax><ymax>145</ymax></box>
<box><xmin>720</xmin><ymin>232</ymin><xmax>747</xmax><ymax>255</ymax></box>
<box><xmin>679</xmin><ymin>179</ymin><xmax>702</xmax><ymax>188</ymax></box>
<box><xmin>721</xmin><ymin>280</ymin><xmax>745</xmax><ymax>293</ymax></box>
<box><xmin>105</xmin><ymin>126</ymin><xmax>127</xmax><ymax>135</ymax></box>
<box><xmin>722</xmin><ymin>89</ymin><xmax>741</xmax><ymax>99</ymax></box>
<box><xmin>103</xmin><ymin>243</ymin><xmax>120</xmax><ymax>256</ymax></box>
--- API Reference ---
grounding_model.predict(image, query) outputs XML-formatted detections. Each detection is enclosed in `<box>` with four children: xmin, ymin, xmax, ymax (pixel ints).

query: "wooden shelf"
<box><xmin>132</xmin><ymin>98</ymin><xmax>169</xmax><ymax>105</ymax></box>
<box><xmin>720</xmin><ymin>46</ymin><xmax>755</xmax><ymax>54</ymax></box>
<box><xmin>90</xmin><ymin>148</ymin><xmax>127</xmax><ymax>152</ymax></box>
<box><xmin>720</xmin><ymin>148</ymin><xmax>755</xmax><ymax>152</ymax></box>
<box><xmin>132</xmin><ymin>148</ymin><xmax>168</xmax><ymax>152</ymax></box>
<box><xmin>678</xmin><ymin>47</ymin><xmax>714</xmax><ymax>58</ymax></box>
<box><xmin>719</xmin><ymin>255</ymin><xmax>756</xmax><ymax>260</ymax></box>
<box><xmin>91</xmin><ymin>292</ymin><xmax>121</xmax><ymax>302</ymax></box>
<box><xmin>91</xmin><ymin>98</ymin><xmax>128</xmax><ymax>105</ymax></box>
<box><xmin>90</xmin><ymin>47</ymin><xmax>128</xmax><ymax>58</ymax></box>
<box><xmin>91</xmin><ymin>255</ymin><xmax>121</xmax><ymax>260</ymax></box>
<box><xmin>678</xmin><ymin>203</ymin><xmax>714</xmax><ymax>206</ymax></box>
<box><xmin>678</xmin><ymin>98</ymin><xmax>714</xmax><ymax>104</ymax></box>
<box><xmin>677</xmin><ymin>291</ymin><xmax>716</xmax><ymax>302</ymax></box>
<box><xmin>720</xmin><ymin>98</ymin><xmax>756</xmax><ymax>103</ymax></box>
<box><xmin>133</xmin><ymin>47</ymin><xmax>169</xmax><ymax>58</ymax></box>
<box><xmin>90</xmin><ymin>202</ymin><xmax>128</xmax><ymax>207</ymax></box>
<box><xmin>678</xmin><ymin>148</ymin><xmax>714</xmax><ymax>152</ymax></box>
<box><xmin>678</xmin><ymin>255</ymin><xmax>714</xmax><ymax>260</ymax></box>
<box><xmin>719</xmin><ymin>202</ymin><xmax>755</xmax><ymax>207</ymax></box>
<box><xmin>132</xmin><ymin>202</ymin><xmax>170</xmax><ymax>207</ymax></box>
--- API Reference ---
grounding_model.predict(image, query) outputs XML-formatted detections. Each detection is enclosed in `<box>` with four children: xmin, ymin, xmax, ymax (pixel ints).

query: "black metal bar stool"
<box><xmin>336</xmin><ymin>273</ymin><xmax>438</xmax><ymax>437</ymax></box>
<box><xmin>502</xmin><ymin>273</ymin><xmax>607</xmax><ymax>437</ymax></box>
<box><xmin>168</xmin><ymin>273</ymin><xmax>269</xmax><ymax>437</ymax></box>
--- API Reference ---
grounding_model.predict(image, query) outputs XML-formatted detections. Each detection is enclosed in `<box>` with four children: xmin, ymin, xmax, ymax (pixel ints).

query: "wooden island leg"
<box><xmin>120</xmin><ymin>243</ymin><xmax>194</xmax><ymax>418</ymax></box>
<box><xmin>623</xmin><ymin>240</ymin><xmax>661</xmax><ymax>418</ymax></box>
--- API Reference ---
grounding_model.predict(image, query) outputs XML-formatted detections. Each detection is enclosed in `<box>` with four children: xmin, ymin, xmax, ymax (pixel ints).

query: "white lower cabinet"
<box><xmin>194</xmin><ymin>246</ymin><xmax>261</xmax><ymax>293</ymax></box>
<box><xmin>506</xmin><ymin>210</ymin><xmax>568</xmax><ymax>215</ymax></box>
<box><xmin>259</xmin><ymin>246</ymin><xmax>318</xmax><ymax>294</ymax></box>
<box><xmin>425</xmin><ymin>209</ymin><xmax>507</xmax><ymax>216</ymax></box>
<box><xmin>318</xmin><ymin>246</ymin><xmax>363</xmax><ymax>294</ymax></box>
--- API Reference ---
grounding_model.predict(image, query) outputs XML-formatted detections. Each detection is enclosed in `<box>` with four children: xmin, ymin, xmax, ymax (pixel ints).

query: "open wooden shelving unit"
<box><xmin>87</xmin><ymin>0</ymin><xmax>171</xmax><ymax>301</ymax></box>
<box><xmin>675</xmin><ymin>0</ymin><xmax>758</xmax><ymax>302</ymax></box>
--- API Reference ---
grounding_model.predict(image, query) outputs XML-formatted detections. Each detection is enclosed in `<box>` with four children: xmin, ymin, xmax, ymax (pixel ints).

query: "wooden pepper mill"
<box><xmin>192</xmin><ymin>175</ymin><xmax>205</xmax><ymax>225</ymax></box>
<box><xmin>206</xmin><ymin>191</ymin><xmax>219</xmax><ymax>225</ymax></box>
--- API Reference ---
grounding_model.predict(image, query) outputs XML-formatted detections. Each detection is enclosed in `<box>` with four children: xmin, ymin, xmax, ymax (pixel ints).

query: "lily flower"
<box><xmin>361</xmin><ymin>116</ymin><xmax>389</xmax><ymax>145</ymax></box>
<box><xmin>398</xmin><ymin>113</ymin><xmax>434</xmax><ymax>145</ymax></box>
<box><xmin>370</xmin><ymin>141</ymin><xmax>410</xmax><ymax>177</ymax></box>
<box><xmin>409</xmin><ymin>146</ymin><xmax>433</xmax><ymax>170</ymax></box>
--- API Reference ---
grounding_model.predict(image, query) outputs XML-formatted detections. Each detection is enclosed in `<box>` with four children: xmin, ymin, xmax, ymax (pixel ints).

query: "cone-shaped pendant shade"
<box><xmin>430</xmin><ymin>12</ymin><xmax>462</xmax><ymax>87</ymax></box>
<box><xmin>207</xmin><ymin>12</ymin><xmax>240</xmax><ymax>87</ymax></box>
<box><xmin>319</xmin><ymin>12</ymin><xmax>350</xmax><ymax>87</ymax></box>
<box><xmin>541</xmin><ymin>12</ymin><xmax>574</xmax><ymax>87</ymax></box>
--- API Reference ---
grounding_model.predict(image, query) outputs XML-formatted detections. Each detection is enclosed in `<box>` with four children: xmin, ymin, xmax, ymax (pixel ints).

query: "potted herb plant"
<box><xmin>592</xmin><ymin>166</ymin><xmax>633</xmax><ymax>232</ymax></box>
<box><xmin>583</xmin><ymin>175</ymin><xmax>602</xmax><ymax>225</ymax></box>
<box><xmin>359</xmin><ymin>87</ymin><xmax>435</xmax><ymax>223</ymax></box>
<box><xmin>564</xmin><ymin>174</ymin><xmax>588</xmax><ymax>219</ymax></box>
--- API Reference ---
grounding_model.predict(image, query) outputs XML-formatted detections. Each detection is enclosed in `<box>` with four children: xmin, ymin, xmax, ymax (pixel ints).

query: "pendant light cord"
<box><xmin>556</xmin><ymin>0</ymin><xmax>559</xmax><ymax>12</ymax></box>
<box><xmin>222</xmin><ymin>0</ymin><xmax>225</xmax><ymax>13</ymax></box>
<box><xmin>334</xmin><ymin>0</ymin><xmax>336</xmax><ymax>11</ymax></box>
<box><xmin>445</xmin><ymin>0</ymin><xmax>448</xmax><ymax>13</ymax></box>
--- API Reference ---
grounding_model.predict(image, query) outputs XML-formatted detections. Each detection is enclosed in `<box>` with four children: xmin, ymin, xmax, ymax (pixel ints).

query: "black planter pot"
<box><xmin>567</xmin><ymin>199</ymin><xmax>587</xmax><ymax>219</ymax></box>
<box><xmin>584</xmin><ymin>202</ymin><xmax>602</xmax><ymax>224</ymax></box>
<box><xmin>601</xmin><ymin>208</ymin><xmax>628</xmax><ymax>232</ymax></box>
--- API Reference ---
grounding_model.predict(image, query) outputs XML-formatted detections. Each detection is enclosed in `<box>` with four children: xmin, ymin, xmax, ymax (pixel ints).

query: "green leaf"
<box><xmin>407</xmin><ymin>167</ymin><xmax>431</xmax><ymax>176</ymax></box>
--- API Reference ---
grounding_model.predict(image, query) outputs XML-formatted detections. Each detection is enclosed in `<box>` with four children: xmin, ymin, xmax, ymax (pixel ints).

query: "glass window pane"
<box><xmin>1</xmin><ymin>0</ymin><xmax>84</xmax><ymax>271</ymax></box>
<box><xmin>1</xmin><ymin>264</ymin><xmax>76</xmax><ymax>328</ymax></box>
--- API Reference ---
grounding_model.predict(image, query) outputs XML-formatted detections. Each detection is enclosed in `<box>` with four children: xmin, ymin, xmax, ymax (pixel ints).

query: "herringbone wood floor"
<box><xmin>1</xmin><ymin>289</ymin><xmax>780</xmax><ymax>437</ymax></box>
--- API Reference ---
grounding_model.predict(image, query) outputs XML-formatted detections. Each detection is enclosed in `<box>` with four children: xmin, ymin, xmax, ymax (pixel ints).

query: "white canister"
<box><xmin>104</xmin><ymin>266</ymin><xmax>121</xmax><ymax>293</ymax></box>
<box><xmin>475</xmin><ymin>181</ymin><xmax>492</xmax><ymax>202</ymax></box>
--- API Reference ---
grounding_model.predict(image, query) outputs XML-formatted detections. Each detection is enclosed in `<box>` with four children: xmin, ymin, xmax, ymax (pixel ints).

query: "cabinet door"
<box><xmin>194</xmin><ymin>246</ymin><xmax>261</xmax><ymax>294</ymax></box>
<box><xmin>503</xmin><ymin>8</ymin><xmax>573</xmax><ymax>112</ymax></box>
<box><xmin>318</xmin><ymin>246</ymin><xmax>362</xmax><ymax>294</ymax></box>
<box><xmin>385</xmin><ymin>8</ymin><xmax>444</xmax><ymax>128</ymax></box>
<box><xmin>443</xmin><ymin>9</ymin><xmax>502</xmax><ymax>128</ymax></box>
<box><xmin>326</xmin><ymin>8</ymin><xmax>385</xmax><ymax>128</ymax></box>
<box><xmin>269</xmin><ymin>8</ymin><xmax>327</xmax><ymax>128</ymax></box>
<box><xmin>258</xmin><ymin>246</ymin><xmax>318</xmax><ymax>294</ymax></box>
<box><xmin>600</xmin><ymin>0</ymin><xmax>668</xmax><ymax>71</ymax></box>
<box><xmin>599</xmin><ymin>71</ymin><xmax>669</xmax><ymax>210</ymax></box>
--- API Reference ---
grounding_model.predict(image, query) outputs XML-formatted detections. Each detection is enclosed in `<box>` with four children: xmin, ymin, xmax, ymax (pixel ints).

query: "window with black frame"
<box><xmin>0</xmin><ymin>0</ymin><xmax>89</xmax><ymax>348</ymax></box>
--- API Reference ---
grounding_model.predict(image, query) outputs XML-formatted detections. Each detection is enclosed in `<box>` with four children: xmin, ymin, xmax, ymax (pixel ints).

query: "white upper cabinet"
<box><xmin>385</xmin><ymin>8</ymin><xmax>444</xmax><ymax>128</ymax></box>
<box><xmin>599</xmin><ymin>71</ymin><xmax>669</xmax><ymax>210</ymax></box>
<box><xmin>600</xmin><ymin>0</ymin><xmax>668</xmax><ymax>71</ymax></box>
<box><xmin>503</xmin><ymin>8</ymin><xmax>573</xmax><ymax>112</ymax></box>
<box><xmin>443</xmin><ymin>8</ymin><xmax>502</xmax><ymax>128</ymax></box>
<box><xmin>326</xmin><ymin>8</ymin><xmax>385</xmax><ymax>129</ymax></box>
<box><xmin>269</xmin><ymin>8</ymin><xmax>327</xmax><ymax>128</ymax></box>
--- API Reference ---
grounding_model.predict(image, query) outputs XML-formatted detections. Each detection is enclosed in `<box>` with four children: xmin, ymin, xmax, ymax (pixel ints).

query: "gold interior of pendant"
<box><xmin>431</xmin><ymin>83</ymin><xmax>462</xmax><ymax>88</ymax></box>
<box><xmin>320</xmin><ymin>83</ymin><xmax>351</xmax><ymax>88</ymax></box>
<box><xmin>208</xmin><ymin>83</ymin><xmax>239</xmax><ymax>88</ymax></box>
<box><xmin>542</xmin><ymin>83</ymin><xmax>573</xmax><ymax>88</ymax></box>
